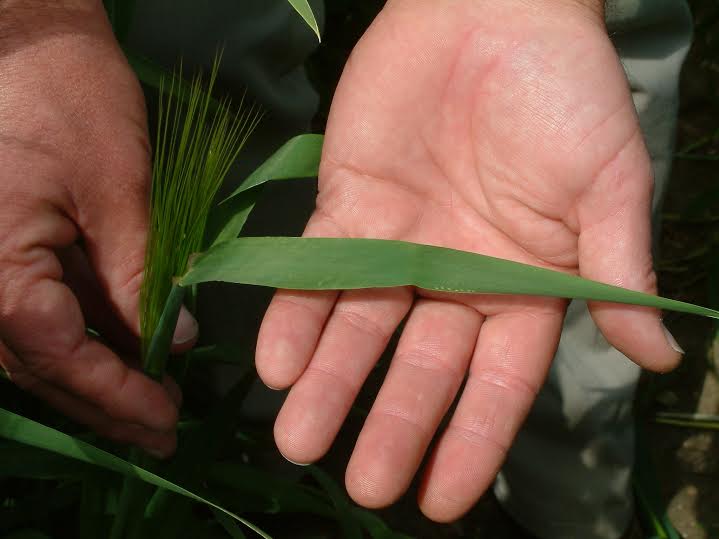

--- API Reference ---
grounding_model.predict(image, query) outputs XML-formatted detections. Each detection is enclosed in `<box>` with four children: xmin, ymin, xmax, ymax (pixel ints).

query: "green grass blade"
<box><xmin>205</xmin><ymin>135</ymin><xmax>324</xmax><ymax>246</ymax></box>
<box><xmin>308</xmin><ymin>466</ymin><xmax>362</xmax><ymax>539</ymax></box>
<box><xmin>348</xmin><ymin>508</ymin><xmax>413</xmax><ymax>539</ymax></box>
<box><xmin>206</xmin><ymin>190</ymin><xmax>258</xmax><ymax>248</ymax></box>
<box><xmin>144</xmin><ymin>283</ymin><xmax>185</xmax><ymax>380</ymax></box>
<box><xmin>222</xmin><ymin>134</ymin><xmax>323</xmax><ymax>201</ymax></box>
<box><xmin>634</xmin><ymin>424</ymin><xmax>681</xmax><ymax>539</ymax></box>
<box><xmin>180</xmin><ymin>237</ymin><xmax>719</xmax><ymax>319</ymax></box>
<box><xmin>208</xmin><ymin>462</ymin><xmax>334</xmax><ymax>517</ymax></box>
<box><xmin>0</xmin><ymin>408</ymin><xmax>272</xmax><ymax>539</ymax></box>
<box><xmin>285</xmin><ymin>0</ymin><xmax>321</xmax><ymax>41</ymax></box>
<box><xmin>207</xmin><ymin>134</ymin><xmax>321</xmax><ymax>246</ymax></box>
<box><xmin>654</xmin><ymin>412</ymin><xmax>719</xmax><ymax>431</ymax></box>
<box><xmin>212</xmin><ymin>508</ymin><xmax>248</xmax><ymax>539</ymax></box>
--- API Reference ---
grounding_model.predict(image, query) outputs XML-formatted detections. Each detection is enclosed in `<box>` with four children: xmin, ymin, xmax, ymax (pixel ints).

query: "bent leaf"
<box><xmin>180</xmin><ymin>237</ymin><xmax>719</xmax><ymax>319</ymax></box>
<box><xmin>208</xmin><ymin>134</ymin><xmax>322</xmax><ymax>246</ymax></box>
<box><xmin>223</xmin><ymin>134</ymin><xmax>323</xmax><ymax>201</ymax></box>
<box><xmin>286</xmin><ymin>0</ymin><xmax>321</xmax><ymax>41</ymax></box>
<box><xmin>0</xmin><ymin>408</ymin><xmax>271</xmax><ymax>539</ymax></box>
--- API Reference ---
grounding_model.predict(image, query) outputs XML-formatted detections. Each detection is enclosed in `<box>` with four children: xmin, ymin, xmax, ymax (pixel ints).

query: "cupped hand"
<box><xmin>256</xmin><ymin>0</ymin><xmax>682</xmax><ymax>522</ymax></box>
<box><xmin>0</xmin><ymin>1</ymin><xmax>194</xmax><ymax>457</ymax></box>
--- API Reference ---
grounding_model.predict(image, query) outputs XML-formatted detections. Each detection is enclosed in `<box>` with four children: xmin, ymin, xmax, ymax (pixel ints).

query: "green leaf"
<box><xmin>349</xmin><ymin>508</ymin><xmax>414</xmax><ymax>539</ymax></box>
<box><xmin>180</xmin><ymin>237</ymin><xmax>719</xmax><ymax>320</ymax></box>
<box><xmin>206</xmin><ymin>190</ymin><xmax>259</xmax><ymax>249</ymax></box>
<box><xmin>286</xmin><ymin>0</ymin><xmax>321</xmax><ymax>41</ymax></box>
<box><xmin>212</xmin><ymin>508</ymin><xmax>248</xmax><ymax>539</ymax></box>
<box><xmin>634</xmin><ymin>424</ymin><xmax>681</xmax><ymax>539</ymax></box>
<box><xmin>223</xmin><ymin>135</ymin><xmax>323</xmax><ymax>201</ymax></box>
<box><xmin>0</xmin><ymin>408</ymin><xmax>271</xmax><ymax>539</ymax></box>
<box><xmin>308</xmin><ymin>467</ymin><xmax>362</xmax><ymax>539</ymax></box>
<box><xmin>207</xmin><ymin>134</ymin><xmax>322</xmax><ymax>246</ymax></box>
<box><xmin>654</xmin><ymin>412</ymin><xmax>719</xmax><ymax>431</ymax></box>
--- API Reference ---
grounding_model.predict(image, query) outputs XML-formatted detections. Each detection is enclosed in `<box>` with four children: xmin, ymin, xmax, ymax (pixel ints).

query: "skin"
<box><xmin>0</xmin><ymin>0</ymin><xmax>681</xmax><ymax>523</ymax></box>
<box><xmin>0</xmin><ymin>0</ymin><xmax>195</xmax><ymax>457</ymax></box>
<box><xmin>256</xmin><ymin>0</ymin><xmax>683</xmax><ymax>522</ymax></box>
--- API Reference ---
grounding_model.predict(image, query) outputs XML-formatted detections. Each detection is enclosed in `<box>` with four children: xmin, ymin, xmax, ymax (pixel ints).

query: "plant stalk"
<box><xmin>144</xmin><ymin>283</ymin><xmax>186</xmax><ymax>380</ymax></box>
<box><xmin>110</xmin><ymin>282</ymin><xmax>186</xmax><ymax>539</ymax></box>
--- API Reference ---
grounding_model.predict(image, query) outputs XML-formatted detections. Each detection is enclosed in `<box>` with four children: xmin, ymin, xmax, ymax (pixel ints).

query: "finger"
<box><xmin>76</xmin><ymin>140</ymin><xmax>198</xmax><ymax>348</ymax></box>
<box><xmin>576</xmin><ymin>133</ymin><xmax>682</xmax><ymax>372</ymax></box>
<box><xmin>418</xmin><ymin>304</ymin><xmax>564</xmax><ymax>522</ymax></box>
<box><xmin>273</xmin><ymin>287</ymin><xmax>413</xmax><ymax>464</ymax></box>
<box><xmin>345</xmin><ymin>300</ymin><xmax>482</xmax><ymax>508</ymax></box>
<box><xmin>2</xmin><ymin>274</ymin><xmax>179</xmax><ymax>433</ymax></box>
<box><xmin>0</xmin><ymin>338</ymin><xmax>176</xmax><ymax>457</ymax></box>
<box><xmin>58</xmin><ymin>244</ymin><xmax>138</xmax><ymax>354</ymax></box>
<box><xmin>256</xmin><ymin>212</ymin><xmax>347</xmax><ymax>390</ymax></box>
<box><xmin>256</xmin><ymin>290</ymin><xmax>338</xmax><ymax>389</ymax></box>
<box><xmin>162</xmin><ymin>375</ymin><xmax>183</xmax><ymax>409</ymax></box>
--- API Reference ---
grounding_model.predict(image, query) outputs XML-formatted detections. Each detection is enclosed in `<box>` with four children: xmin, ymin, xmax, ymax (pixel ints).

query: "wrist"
<box><xmin>0</xmin><ymin>0</ymin><xmax>108</xmax><ymax>50</ymax></box>
<box><xmin>384</xmin><ymin>0</ymin><xmax>605</xmax><ymax>26</ymax></box>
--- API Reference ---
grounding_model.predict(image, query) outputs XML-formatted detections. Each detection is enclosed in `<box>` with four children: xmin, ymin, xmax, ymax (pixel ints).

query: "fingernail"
<box><xmin>172</xmin><ymin>306</ymin><xmax>198</xmax><ymax>345</ymax></box>
<box><xmin>280</xmin><ymin>451</ymin><xmax>310</xmax><ymax>467</ymax></box>
<box><xmin>662</xmin><ymin>324</ymin><xmax>684</xmax><ymax>355</ymax></box>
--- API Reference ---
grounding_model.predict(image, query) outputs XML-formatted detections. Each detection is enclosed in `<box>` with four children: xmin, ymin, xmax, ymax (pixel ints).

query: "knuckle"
<box><xmin>473</xmin><ymin>367</ymin><xmax>540</xmax><ymax>400</ymax></box>
<box><xmin>394</xmin><ymin>348</ymin><xmax>464</xmax><ymax>384</ymax></box>
<box><xmin>445</xmin><ymin>422</ymin><xmax>510</xmax><ymax>454</ymax></box>
<box><xmin>334</xmin><ymin>308</ymin><xmax>391</xmax><ymax>341</ymax></box>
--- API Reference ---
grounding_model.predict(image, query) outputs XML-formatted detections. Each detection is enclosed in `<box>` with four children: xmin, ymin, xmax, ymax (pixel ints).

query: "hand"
<box><xmin>257</xmin><ymin>0</ymin><xmax>683</xmax><ymax>521</ymax></box>
<box><xmin>0</xmin><ymin>1</ymin><xmax>194</xmax><ymax>457</ymax></box>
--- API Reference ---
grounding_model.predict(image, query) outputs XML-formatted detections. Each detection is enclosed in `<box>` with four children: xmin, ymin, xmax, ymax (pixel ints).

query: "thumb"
<box><xmin>78</xmin><ymin>161</ymin><xmax>197</xmax><ymax>348</ymax></box>
<box><xmin>577</xmin><ymin>137</ymin><xmax>683</xmax><ymax>373</ymax></box>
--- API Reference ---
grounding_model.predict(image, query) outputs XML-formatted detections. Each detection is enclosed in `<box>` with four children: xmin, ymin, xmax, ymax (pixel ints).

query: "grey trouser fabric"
<box><xmin>127</xmin><ymin>2</ymin><xmax>692</xmax><ymax>538</ymax></box>
<box><xmin>494</xmin><ymin>2</ymin><xmax>693</xmax><ymax>538</ymax></box>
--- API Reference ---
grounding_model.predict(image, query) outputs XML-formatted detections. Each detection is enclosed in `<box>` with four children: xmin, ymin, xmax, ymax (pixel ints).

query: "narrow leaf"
<box><xmin>0</xmin><ymin>408</ymin><xmax>271</xmax><ymax>539</ymax></box>
<box><xmin>208</xmin><ymin>134</ymin><xmax>321</xmax><ymax>246</ymax></box>
<box><xmin>308</xmin><ymin>466</ymin><xmax>362</xmax><ymax>539</ymax></box>
<box><xmin>180</xmin><ymin>237</ymin><xmax>719</xmax><ymax>320</ymax></box>
<box><xmin>212</xmin><ymin>508</ymin><xmax>248</xmax><ymax>539</ymax></box>
<box><xmin>223</xmin><ymin>134</ymin><xmax>323</xmax><ymax>201</ymax></box>
<box><xmin>206</xmin><ymin>190</ymin><xmax>258</xmax><ymax>248</ymax></box>
<box><xmin>285</xmin><ymin>0</ymin><xmax>321</xmax><ymax>41</ymax></box>
<box><xmin>654</xmin><ymin>411</ymin><xmax>719</xmax><ymax>431</ymax></box>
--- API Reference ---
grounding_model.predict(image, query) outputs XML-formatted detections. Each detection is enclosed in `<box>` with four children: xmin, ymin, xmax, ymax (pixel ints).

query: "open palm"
<box><xmin>257</xmin><ymin>0</ymin><xmax>680</xmax><ymax>522</ymax></box>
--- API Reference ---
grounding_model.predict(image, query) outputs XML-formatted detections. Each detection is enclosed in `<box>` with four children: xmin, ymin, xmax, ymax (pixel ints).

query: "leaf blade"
<box><xmin>222</xmin><ymin>134</ymin><xmax>323</xmax><ymax>202</ymax></box>
<box><xmin>286</xmin><ymin>0</ymin><xmax>321</xmax><ymax>41</ymax></box>
<box><xmin>0</xmin><ymin>408</ymin><xmax>271</xmax><ymax>539</ymax></box>
<box><xmin>180</xmin><ymin>237</ymin><xmax>719</xmax><ymax>320</ymax></box>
